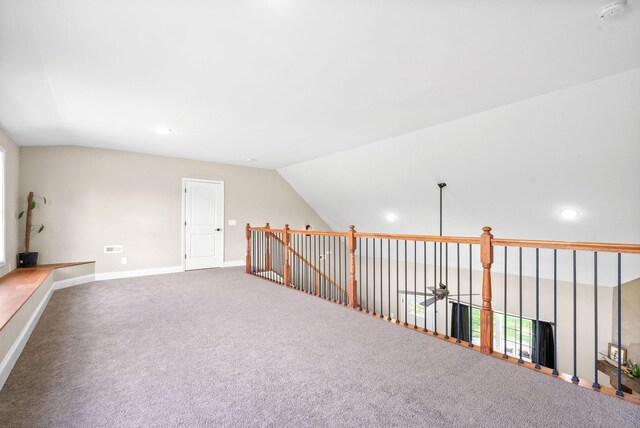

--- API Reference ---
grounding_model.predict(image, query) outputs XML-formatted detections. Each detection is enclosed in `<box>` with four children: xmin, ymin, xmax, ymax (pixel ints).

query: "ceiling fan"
<box><xmin>416</xmin><ymin>182</ymin><xmax>478</xmax><ymax>308</ymax></box>
<box><xmin>418</xmin><ymin>284</ymin><xmax>477</xmax><ymax>308</ymax></box>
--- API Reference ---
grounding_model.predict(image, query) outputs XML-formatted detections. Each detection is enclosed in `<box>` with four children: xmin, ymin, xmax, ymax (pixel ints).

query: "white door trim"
<box><xmin>181</xmin><ymin>178</ymin><xmax>225</xmax><ymax>271</ymax></box>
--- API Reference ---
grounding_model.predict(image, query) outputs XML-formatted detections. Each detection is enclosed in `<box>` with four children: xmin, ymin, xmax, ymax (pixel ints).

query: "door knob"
<box><xmin>216</xmin><ymin>228</ymin><xmax>222</xmax><ymax>231</ymax></box>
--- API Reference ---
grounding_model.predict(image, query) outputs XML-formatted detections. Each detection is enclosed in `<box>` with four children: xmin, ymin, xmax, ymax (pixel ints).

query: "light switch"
<box><xmin>228</xmin><ymin>219</ymin><xmax>237</xmax><ymax>226</ymax></box>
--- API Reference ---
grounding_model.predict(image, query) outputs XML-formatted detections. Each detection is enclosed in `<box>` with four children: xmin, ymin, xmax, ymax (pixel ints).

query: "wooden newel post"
<box><xmin>265</xmin><ymin>223</ymin><xmax>271</xmax><ymax>272</ymax></box>
<box><xmin>283</xmin><ymin>224</ymin><xmax>291</xmax><ymax>287</ymax></box>
<box><xmin>348</xmin><ymin>225</ymin><xmax>358</xmax><ymax>309</ymax></box>
<box><xmin>245</xmin><ymin>223</ymin><xmax>251</xmax><ymax>273</ymax></box>
<box><xmin>480</xmin><ymin>226</ymin><xmax>494</xmax><ymax>355</ymax></box>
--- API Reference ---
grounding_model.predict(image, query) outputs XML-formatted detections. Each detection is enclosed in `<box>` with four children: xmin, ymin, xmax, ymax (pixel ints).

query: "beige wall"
<box><xmin>0</xmin><ymin>129</ymin><xmax>19</xmax><ymax>276</ymax></box>
<box><xmin>614</xmin><ymin>278</ymin><xmax>640</xmax><ymax>367</ymax></box>
<box><xmin>19</xmin><ymin>146</ymin><xmax>329</xmax><ymax>274</ymax></box>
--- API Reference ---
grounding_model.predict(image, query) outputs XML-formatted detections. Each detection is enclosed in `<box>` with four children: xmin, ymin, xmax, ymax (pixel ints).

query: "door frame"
<box><xmin>181</xmin><ymin>178</ymin><xmax>225</xmax><ymax>271</ymax></box>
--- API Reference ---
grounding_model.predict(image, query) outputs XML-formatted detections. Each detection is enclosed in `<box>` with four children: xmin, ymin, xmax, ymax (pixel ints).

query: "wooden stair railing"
<box><xmin>266</xmin><ymin>228</ymin><xmax>347</xmax><ymax>295</ymax></box>
<box><xmin>246</xmin><ymin>223</ymin><xmax>640</xmax><ymax>406</ymax></box>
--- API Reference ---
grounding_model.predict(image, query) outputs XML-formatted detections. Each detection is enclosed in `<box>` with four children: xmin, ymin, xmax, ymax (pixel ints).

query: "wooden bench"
<box><xmin>0</xmin><ymin>262</ymin><xmax>95</xmax><ymax>389</ymax></box>
<box><xmin>0</xmin><ymin>262</ymin><xmax>95</xmax><ymax>331</ymax></box>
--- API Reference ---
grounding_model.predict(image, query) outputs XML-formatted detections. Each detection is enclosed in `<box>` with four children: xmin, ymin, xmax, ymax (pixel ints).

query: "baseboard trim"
<box><xmin>94</xmin><ymin>266</ymin><xmax>184</xmax><ymax>281</ymax></box>
<box><xmin>53</xmin><ymin>274</ymin><xmax>96</xmax><ymax>290</ymax></box>
<box><xmin>0</xmin><ymin>276</ymin><xmax>56</xmax><ymax>390</ymax></box>
<box><xmin>90</xmin><ymin>262</ymin><xmax>242</xmax><ymax>282</ymax></box>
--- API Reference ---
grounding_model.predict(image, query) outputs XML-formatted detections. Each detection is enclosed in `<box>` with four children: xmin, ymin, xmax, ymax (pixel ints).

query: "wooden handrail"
<box><xmin>287</xmin><ymin>247</ymin><xmax>347</xmax><ymax>294</ymax></box>
<box><xmin>250</xmin><ymin>226</ymin><xmax>640</xmax><ymax>254</ymax></box>
<box><xmin>249</xmin><ymin>227</ymin><xmax>348</xmax><ymax>237</ymax></box>
<box><xmin>355</xmin><ymin>232</ymin><xmax>480</xmax><ymax>244</ymax></box>
<box><xmin>289</xmin><ymin>230</ymin><xmax>349</xmax><ymax>237</ymax></box>
<box><xmin>491</xmin><ymin>238</ymin><xmax>640</xmax><ymax>254</ymax></box>
<box><xmin>249</xmin><ymin>227</ymin><xmax>286</xmax><ymax>233</ymax></box>
<box><xmin>266</xmin><ymin>231</ymin><xmax>347</xmax><ymax>294</ymax></box>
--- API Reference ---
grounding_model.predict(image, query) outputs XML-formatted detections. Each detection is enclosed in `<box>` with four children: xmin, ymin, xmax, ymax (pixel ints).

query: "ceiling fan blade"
<box><xmin>398</xmin><ymin>290</ymin><xmax>431</xmax><ymax>296</ymax></box>
<box><xmin>420</xmin><ymin>297</ymin><xmax>437</xmax><ymax>307</ymax></box>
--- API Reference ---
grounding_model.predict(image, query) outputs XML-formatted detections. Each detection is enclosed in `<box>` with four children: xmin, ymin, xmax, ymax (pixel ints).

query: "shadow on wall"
<box><xmin>615</xmin><ymin>277</ymin><xmax>640</xmax><ymax>366</ymax></box>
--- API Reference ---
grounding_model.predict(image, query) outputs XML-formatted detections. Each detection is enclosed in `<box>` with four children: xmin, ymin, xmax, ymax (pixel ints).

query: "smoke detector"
<box><xmin>599</xmin><ymin>1</ymin><xmax>627</xmax><ymax>20</ymax></box>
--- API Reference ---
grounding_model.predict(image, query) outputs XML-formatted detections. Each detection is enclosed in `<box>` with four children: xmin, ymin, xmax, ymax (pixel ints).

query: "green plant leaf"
<box><xmin>31</xmin><ymin>201</ymin><xmax>36</xmax><ymax>209</ymax></box>
<box><xmin>38</xmin><ymin>225</ymin><xmax>45</xmax><ymax>233</ymax></box>
<box><xmin>18</xmin><ymin>211</ymin><xmax>24</xmax><ymax>219</ymax></box>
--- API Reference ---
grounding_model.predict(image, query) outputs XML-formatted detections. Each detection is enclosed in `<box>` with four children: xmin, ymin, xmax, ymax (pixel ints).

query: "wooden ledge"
<box><xmin>0</xmin><ymin>262</ymin><xmax>95</xmax><ymax>331</ymax></box>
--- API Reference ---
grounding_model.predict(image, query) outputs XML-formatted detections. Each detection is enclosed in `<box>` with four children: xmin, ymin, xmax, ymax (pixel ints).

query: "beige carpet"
<box><xmin>0</xmin><ymin>267</ymin><xmax>638</xmax><ymax>427</ymax></box>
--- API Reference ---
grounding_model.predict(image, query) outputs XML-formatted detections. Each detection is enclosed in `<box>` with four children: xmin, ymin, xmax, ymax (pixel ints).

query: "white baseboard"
<box><xmin>0</xmin><ymin>279</ymin><xmax>55</xmax><ymax>390</ymax></box>
<box><xmin>53</xmin><ymin>274</ymin><xmax>96</xmax><ymax>290</ymax></box>
<box><xmin>94</xmin><ymin>266</ymin><xmax>184</xmax><ymax>281</ymax></box>
<box><xmin>90</xmin><ymin>262</ymin><xmax>242</xmax><ymax>282</ymax></box>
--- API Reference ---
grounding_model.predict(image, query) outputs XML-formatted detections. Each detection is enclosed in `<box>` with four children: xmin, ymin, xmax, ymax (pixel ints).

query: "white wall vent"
<box><xmin>104</xmin><ymin>245</ymin><xmax>123</xmax><ymax>254</ymax></box>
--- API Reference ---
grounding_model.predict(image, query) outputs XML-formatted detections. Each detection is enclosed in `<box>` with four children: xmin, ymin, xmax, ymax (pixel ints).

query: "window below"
<box><xmin>470</xmin><ymin>307</ymin><xmax>534</xmax><ymax>362</ymax></box>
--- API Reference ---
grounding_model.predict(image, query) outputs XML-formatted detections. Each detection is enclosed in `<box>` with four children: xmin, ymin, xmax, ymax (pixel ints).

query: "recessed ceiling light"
<box><xmin>156</xmin><ymin>127</ymin><xmax>172</xmax><ymax>135</ymax></box>
<box><xmin>385</xmin><ymin>213</ymin><xmax>398</xmax><ymax>222</ymax></box>
<box><xmin>560</xmin><ymin>208</ymin><xmax>579</xmax><ymax>220</ymax></box>
<box><xmin>246</xmin><ymin>158</ymin><xmax>256</xmax><ymax>162</ymax></box>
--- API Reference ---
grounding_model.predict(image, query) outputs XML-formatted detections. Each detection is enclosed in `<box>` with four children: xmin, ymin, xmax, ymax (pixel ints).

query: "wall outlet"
<box><xmin>105</xmin><ymin>245</ymin><xmax>123</xmax><ymax>254</ymax></box>
<box><xmin>228</xmin><ymin>219</ymin><xmax>237</xmax><ymax>226</ymax></box>
<box><xmin>121</xmin><ymin>257</ymin><xmax>127</xmax><ymax>265</ymax></box>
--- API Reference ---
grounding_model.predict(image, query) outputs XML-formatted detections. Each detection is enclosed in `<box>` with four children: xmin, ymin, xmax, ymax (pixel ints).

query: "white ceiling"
<box><xmin>1</xmin><ymin>1</ymin><xmax>639</xmax><ymax>168</ymax></box>
<box><xmin>279</xmin><ymin>68</ymin><xmax>640</xmax><ymax>283</ymax></box>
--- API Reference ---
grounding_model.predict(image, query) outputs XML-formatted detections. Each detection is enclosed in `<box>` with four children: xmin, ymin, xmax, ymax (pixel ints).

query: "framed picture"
<box><xmin>608</xmin><ymin>343</ymin><xmax>627</xmax><ymax>365</ymax></box>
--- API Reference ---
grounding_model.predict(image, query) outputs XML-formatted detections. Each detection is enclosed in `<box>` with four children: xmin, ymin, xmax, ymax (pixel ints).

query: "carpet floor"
<box><xmin>0</xmin><ymin>267</ymin><xmax>638</xmax><ymax>427</ymax></box>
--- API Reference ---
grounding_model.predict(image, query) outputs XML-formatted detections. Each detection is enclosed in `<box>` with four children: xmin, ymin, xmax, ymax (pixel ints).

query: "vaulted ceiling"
<box><xmin>1</xmin><ymin>1</ymin><xmax>639</xmax><ymax>169</ymax></box>
<box><xmin>1</xmin><ymin>0</ymin><xmax>639</xmax><ymax>279</ymax></box>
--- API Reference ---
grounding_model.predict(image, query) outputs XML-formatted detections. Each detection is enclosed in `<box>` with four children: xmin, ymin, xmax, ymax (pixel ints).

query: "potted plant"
<box><xmin>17</xmin><ymin>191</ymin><xmax>46</xmax><ymax>267</ymax></box>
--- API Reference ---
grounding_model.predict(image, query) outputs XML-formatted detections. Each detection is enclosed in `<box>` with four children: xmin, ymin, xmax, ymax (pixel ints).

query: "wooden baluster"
<box><xmin>265</xmin><ymin>223</ymin><xmax>271</xmax><ymax>272</ymax></box>
<box><xmin>480</xmin><ymin>226</ymin><xmax>494</xmax><ymax>355</ymax></box>
<box><xmin>348</xmin><ymin>225</ymin><xmax>358</xmax><ymax>309</ymax></box>
<box><xmin>246</xmin><ymin>223</ymin><xmax>251</xmax><ymax>273</ymax></box>
<box><xmin>284</xmin><ymin>224</ymin><xmax>291</xmax><ymax>287</ymax></box>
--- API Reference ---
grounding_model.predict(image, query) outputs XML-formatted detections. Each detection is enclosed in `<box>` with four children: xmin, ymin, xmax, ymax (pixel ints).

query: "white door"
<box><xmin>184</xmin><ymin>180</ymin><xmax>223</xmax><ymax>270</ymax></box>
